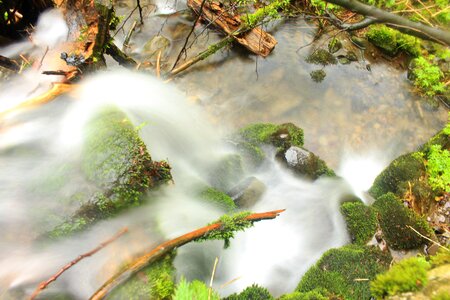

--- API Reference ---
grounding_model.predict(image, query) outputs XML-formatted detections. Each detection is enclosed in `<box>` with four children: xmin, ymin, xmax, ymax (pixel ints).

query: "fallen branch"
<box><xmin>323</xmin><ymin>0</ymin><xmax>450</xmax><ymax>46</ymax></box>
<box><xmin>105</xmin><ymin>41</ymin><xmax>138</xmax><ymax>68</ymax></box>
<box><xmin>326</xmin><ymin>10</ymin><xmax>378</xmax><ymax>31</ymax></box>
<box><xmin>168</xmin><ymin>36</ymin><xmax>234</xmax><ymax>78</ymax></box>
<box><xmin>29</xmin><ymin>228</ymin><xmax>128</xmax><ymax>300</ymax></box>
<box><xmin>0</xmin><ymin>55</ymin><xmax>20</xmax><ymax>72</ymax></box>
<box><xmin>89</xmin><ymin>209</ymin><xmax>285</xmax><ymax>300</ymax></box>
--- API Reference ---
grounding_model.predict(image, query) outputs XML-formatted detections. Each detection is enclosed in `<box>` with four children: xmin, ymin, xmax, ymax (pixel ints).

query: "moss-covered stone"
<box><xmin>224</xmin><ymin>284</ymin><xmax>274</xmax><ymax>300</ymax></box>
<box><xmin>50</xmin><ymin>107</ymin><xmax>172</xmax><ymax>237</ymax></box>
<box><xmin>236</xmin><ymin>123</ymin><xmax>304</xmax><ymax>166</ymax></box>
<box><xmin>279</xmin><ymin>289</ymin><xmax>328</xmax><ymax>300</ymax></box>
<box><xmin>306</xmin><ymin>49</ymin><xmax>337</xmax><ymax>65</ymax></box>
<box><xmin>372</xmin><ymin>193</ymin><xmax>434</xmax><ymax>250</ymax></box>
<box><xmin>369</xmin><ymin>153</ymin><xmax>425</xmax><ymax>199</ymax></box>
<box><xmin>277</xmin><ymin>146</ymin><xmax>335</xmax><ymax>180</ymax></box>
<box><xmin>296</xmin><ymin>244</ymin><xmax>391</xmax><ymax>300</ymax></box>
<box><xmin>199</xmin><ymin>186</ymin><xmax>237</xmax><ymax>211</ymax></box>
<box><xmin>107</xmin><ymin>251</ymin><xmax>176</xmax><ymax>300</ymax></box>
<box><xmin>370</xmin><ymin>256</ymin><xmax>430</xmax><ymax>299</ymax></box>
<box><xmin>340</xmin><ymin>200</ymin><xmax>377</xmax><ymax>245</ymax></box>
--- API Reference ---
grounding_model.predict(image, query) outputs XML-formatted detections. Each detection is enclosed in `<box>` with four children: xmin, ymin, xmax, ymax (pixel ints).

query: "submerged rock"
<box><xmin>310</xmin><ymin>69</ymin><xmax>326</xmax><ymax>82</ymax></box>
<box><xmin>277</xmin><ymin>146</ymin><xmax>335</xmax><ymax>180</ymax></box>
<box><xmin>142</xmin><ymin>35</ymin><xmax>171</xmax><ymax>62</ymax></box>
<box><xmin>228</xmin><ymin>176</ymin><xmax>266</xmax><ymax>208</ymax></box>
<box><xmin>306</xmin><ymin>48</ymin><xmax>337</xmax><ymax>65</ymax></box>
<box><xmin>328</xmin><ymin>38</ymin><xmax>342</xmax><ymax>54</ymax></box>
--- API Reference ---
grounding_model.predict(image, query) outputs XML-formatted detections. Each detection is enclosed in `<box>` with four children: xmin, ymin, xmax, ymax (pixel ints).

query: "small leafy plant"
<box><xmin>410</xmin><ymin>56</ymin><xmax>445</xmax><ymax>97</ymax></box>
<box><xmin>426</xmin><ymin>144</ymin><xmax>450</xmax><ymax>192</ymax></box>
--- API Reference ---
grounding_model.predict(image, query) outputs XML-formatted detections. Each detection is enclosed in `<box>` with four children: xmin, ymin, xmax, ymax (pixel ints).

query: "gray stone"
<box><xmin>229</xmin><ymin>177</ymin><xmax>266</xmax><ymax>208</ymax></box>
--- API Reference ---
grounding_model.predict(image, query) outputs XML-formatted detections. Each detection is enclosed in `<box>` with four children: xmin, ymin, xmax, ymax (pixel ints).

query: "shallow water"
<box><xmin>0</xmin><ymin>2</ymin><xmax>448</xmax><ymax>299</ymax></box>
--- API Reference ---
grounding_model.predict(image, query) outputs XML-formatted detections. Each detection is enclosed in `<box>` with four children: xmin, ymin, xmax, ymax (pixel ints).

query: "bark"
<box><xmin>0</xmin><ymin>55</ymin><xmax>20</xmax><ymax>72</ymax></box>
<box><xmin>324</xmin><ymin>0</ymin><xmax>450</xmax><ymax>46</ymax></box>
<box><xmin>89</xmin><ymin>209</ymin><xmax>285</xmax><ymax>300</ymax></box>
<box><xmin>187</xmin><ymin>0</ymin><xmax>277</xmax><ymax>57</ymax></box>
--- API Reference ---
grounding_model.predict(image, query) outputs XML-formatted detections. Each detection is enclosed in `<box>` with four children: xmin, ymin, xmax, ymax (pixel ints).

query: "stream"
<box><xmin>0</xmin><ymin>2</ymin><xmax>449</xmax><ymax>299</ymax></box>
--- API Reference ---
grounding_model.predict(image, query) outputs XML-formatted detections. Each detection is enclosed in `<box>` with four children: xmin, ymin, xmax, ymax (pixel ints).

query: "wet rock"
<box><xmin>305</xmin><ymin>48</ymin><xmax>337</xmax><ymax>65</ymax></box>
<box><xmin>350</xmin><ymin>36</ymin><xmax>368</xmax><ymax>50</ymax></box>
<box><xmin>346</xmin><ymin>51</ymin><xmax>358</xmax><ymax>61</ymax></box>
<box><xmin>276</xmin><ymin>146</ymin><xmax>335</xmax><ymax>180</ymax></box>
<box><xmin>228</xmin><ymin>177</ymin><xmax>266</xmax><ymax>208</ymax></box>
<box><xmin>328</xmin><ymin>37</ymin><xmax>342</xmax><ymax>54</ymax></box>
<box><xmin>142</xmin><ymin>35</ymin><xmax>171</xmax><ymax>61</ymax></box>
<box><xmin>209</xmin><ymin>154</ymin><xmax>244</xmax><ymax>192</ymax></box>
<box><xmin>338</xmin><ymin>56</ymin><xmax>351</xmax><ymax>65</ymax></box>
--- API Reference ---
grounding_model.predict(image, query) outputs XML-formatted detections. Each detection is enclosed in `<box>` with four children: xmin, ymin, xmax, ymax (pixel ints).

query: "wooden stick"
<box><xmin>208</xmin><ymin>257</ymin><xmax>219</xmax><ymax>300</ymax></box>
<box><xmin>89</xmin><ymin>209</ymin><xmax>285</xmax><ymax>300</ymax></box>
<box><xmin>407</xmin><ymin>225</ymin><xmax>450</xmax><ymax>252</ymax></box>
<box><xmin>29</xmin><ymin>228</ymin><xmax>128</xmax><ymax>300</ymax></box>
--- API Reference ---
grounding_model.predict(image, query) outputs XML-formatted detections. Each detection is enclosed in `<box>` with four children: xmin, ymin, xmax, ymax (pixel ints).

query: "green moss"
<box><xmin>367</xmin><ymin>25</ymin><xmax>421</xmax><ymax>57</ymax></box>
<box><xmin>426</xmin><ymin>144</ymin><xmax>450</xmax><ymax>192</ymax></box>
<box><xmin>310</xmin><ymin>70</ymin><xmax>326</xmax><ymax>82</ymax></box>
<box><xmin>433</xmin><ymin>291</ymin><xmax>450</xmax><ymax>300</ymax></box>
<box><xmin>296</xmin><ymin>244</ymin><xmax>391</xmax><ymax>300</ymax></box>
<box><xmin>224</xmin><ymin>284</ymin><xmax>274</xmax><ymax>300</ymax></box>
<box><xmin>279</xmin><ymin>289</ymin><xmax>328</xmax><ymax>300</ymax></box>
<box><xmin>369</xmin><ymin>153</ymin><xmax>425</xmax><ymax>199</ymax></box>
<box><xmin>340</xmin><ymin>201</ymin><xmax>377</xmax><ymax>245</ymax></box>
<box><xmin>370</xmin><ymin>256</ymin><xmax>431</xmax><ymax>299</ymax></box>
<box><xmin>306</xmin><ymin>49</ymin><xmax>337</xmax><ymax>65</ymax></box>
<box><xmin>196</xmin><ymin>211</ymin><xmax>252</xmax><ymax>248</ymax></box>
<box><xmin>242</xmin><ymin>0</ymin><xmax>290</xmax><ymax>27</ymax></box>
<box><xmin>430</xmin><ymin>249</ymin><xmax>450</xmax><ymax>267</ymax></box>
<box><xmin>410</xmin><ymin>56</ymin><xmax>445</xmax><ymax>97</ymax></box>
<box><xmin>372</xmin><ymin>192</ymin><xmax>434</xmax><ymax>250</ymax></box>
<box><xmin>173</xmin><ymin>278</ymin><xmax>219</xmax><ymax>300</ymax></box>
<box><xmin>108</xmin><ymin>252</ymin><xmax>176</xmax><ymax>300</ymax></box>
<box><xmin>200</xmin><ymin>187</ymin><xmax>237</xmax><ymax>211</ymax></box>
<box><xmin>237</xmin><ymin>123</ymin><xmax>304</xmax><ymax>167</ymax></box>
<box><xmin>50</xmin><ymin>107</ymin><xmax>172</xmax><ymax>237</ymax></box>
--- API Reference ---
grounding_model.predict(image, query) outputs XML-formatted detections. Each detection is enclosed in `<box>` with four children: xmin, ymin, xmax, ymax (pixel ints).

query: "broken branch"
<box><xmin>29</xmin><ymin>228</ymin><xmax>128</xmax><ymax>300</ymax></box>
<box><xmin>89</xmin><ymin>209</ymin><xmax>285</xmax><ymax>300</ymax></box>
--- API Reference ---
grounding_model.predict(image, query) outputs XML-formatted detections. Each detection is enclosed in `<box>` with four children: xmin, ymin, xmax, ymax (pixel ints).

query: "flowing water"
<box><xmin>0</xmin><ymin>4</ymin><xmax>448</xmax><ymax>299</ymax></box>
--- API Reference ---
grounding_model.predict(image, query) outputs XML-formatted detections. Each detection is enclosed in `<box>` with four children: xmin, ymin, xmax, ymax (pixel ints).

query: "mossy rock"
<box><xmin>107</xmin><ymin>252</ymin><xmax>176</xmax><ymax>300</ymax></box>
<box><xmin>199</xmin><ymin>186</ymin><xmax>237</xmax><ymax>212</ymax></box>
<box><xmin>223</xmin><ymin>284</ymin><xmax>274</xmax><ymax>300</ymax></box>
<box><xmin>370</xmin><ymin>256</ymin><xmax>431</xmax><ymax>299</ymax></box>
<box><xmin>372</xmin><ymin>193</ymin><xmax>434</xmax><ymax>250</ymax></box>
<box><xmin>50</xmin><ymin>107</ymin><xmax>172</xmax><ymax>237</ymax></box>
<box><xmin>236</xmin><ymin>123</ymin><xmax>304</xmax><ymax>166</ymax></box>
<box><xmin>306</xmin><ymin>48</ymin><xmax>337</xmax><ymax>65</ymax></box>
<box><xmin>369</xmin><ymin>153</ymin><xmax>425</xmax><ymax>199</ymax></box>
<box><xmin>277</xmin><ymin>146</ymin><xmax>335</xmax><ymax>180</ymax></box>
<box><xmin>340</xmin><ymin>200</ymin><xmax>377</xmax><ymax>245</ymax></box>
<box><xmin>279</xmin><ymin>288</ymin><xmax>328</xmax><ymax>300</ymax></box>
<box><xmin>296</xmin><ymin>244</ymin><xmax>391</xmax><ymax>300</ymax></box>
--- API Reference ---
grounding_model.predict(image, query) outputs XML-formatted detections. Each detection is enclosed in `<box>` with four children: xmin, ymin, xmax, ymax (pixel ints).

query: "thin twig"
<box><xmin>29</xmin><ymin>228</ymin><xmax>128</xmax><ymax>300</ymax></box>
<box><xmin>156</xmin><ymin>50</ymin><xmax>162</xmax><ymax>78</ymax></box>
<box><xmin>137</xmin><ymin>0</ymin><xmax>144</xmax><ymax>24</ymax></box>
<box><xmin>208</xmin><ymin>257</ymin><xmax>219</xmax><ymax>300</ymax></box>
<box><xmin>407</xmin><ymin>225</ymin><xmax>450</xmax><ymax>252</ymax></box>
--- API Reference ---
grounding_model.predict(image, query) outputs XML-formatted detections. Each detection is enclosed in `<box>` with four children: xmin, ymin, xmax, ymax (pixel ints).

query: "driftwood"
<box><xmin>0</xmin><ymin>55</ymin><xmax>20</xmax><ymax>72</ymax></box>
<box><xmin>29</xmin><ymin>228</ymin><xmax>128</xmax><ymax>300</ymax></box>
<box><xmin>89</xmin><ymin>209</ymin><xmax>285</xmax><ymax>300</ymax></box>
<box><xmin>187</xmin><ymin>0</ymin><xmax>277</xmax><ymax>57</ymax></box>
<box><xmin>324</xmin><ymin>0</ymin><xmax>450</xmax><ymax>46</ymax></box>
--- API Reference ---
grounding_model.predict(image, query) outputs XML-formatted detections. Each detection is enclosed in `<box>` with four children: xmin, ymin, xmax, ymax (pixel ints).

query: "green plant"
<box><xmin>372</xmin><ymin>193</ymin><xmax>434</xmax><ymax>250</ymax></box>
<box><xmin>195</xmin><ymin>211</ymin><xmax>252</xmax><ymax>248</ymax></box>
<box><xmin>340</xmin><ymin>201</ymin><xmax>377</xmax><ymax>245</ymax></box>
<box><xmin>370</xmin><ymin>256</ymin><xmax>430</xmax><ymax>298</ymax></box>
<box><xmin>200</xmin><ymin>187</ymin><xmax>237</xmax><ymax>211</ymax></box>
<box><xmin>224</xmin><ymin>284</ymin><xmax>274</xmax><ymax>299</ymax></box>
<box><xmin>173</xmin><ymin>278</ymin><xmax>219</xmax><ymax>300</ymax></box>
<box><xmin>306</xmin><ymin>49</ymin><xmax>337</xmax><ymax>65</ymax></box>
<box><xmin>443</xmin><ymin>113</ymin><xmax>450</xmax><ymax>136</ymax></box>
<box><xmin>426</xmin><ymin>144</ymin><xmax>450</xmax><ymax>192</ymax></box>
<box><xmin>410</xmin><ymin>56</ymin><xmax>445</xmax><ymax>97</ymax></box>
<box><xmin>296</xmin><ymin>245</ymin><xmax>391</xmax><ymax>300</ymax></box>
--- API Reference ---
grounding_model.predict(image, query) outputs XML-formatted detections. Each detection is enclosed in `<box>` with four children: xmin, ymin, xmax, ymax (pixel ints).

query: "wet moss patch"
<box><xmin>340</xmin><ymin>200</ymin><xmax>377</xmax><ymax>245</ymax></box>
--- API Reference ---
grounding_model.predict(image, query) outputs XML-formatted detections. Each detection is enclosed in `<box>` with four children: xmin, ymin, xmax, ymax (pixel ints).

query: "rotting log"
<box><xmin>89</xmin><ymin>209</ymin><xmax>285</xmax><ymax>300</ymax></box>
<box><xmin>187</xmin><ymin>0</ymin><xmax>277</xmax><ymax>57</ymax></box>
